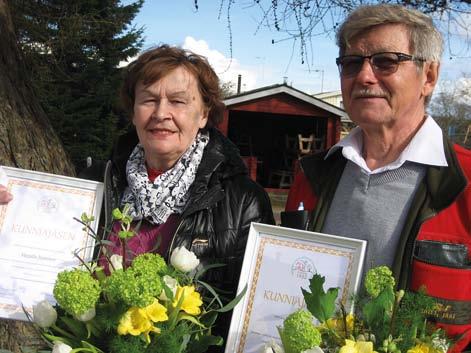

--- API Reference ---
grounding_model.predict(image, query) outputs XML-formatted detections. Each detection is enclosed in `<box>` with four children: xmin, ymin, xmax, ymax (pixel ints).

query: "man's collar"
<box><xmin>325</xmin><ymin>116</ymin><xmax>448</xmax><ymax>173</ymax></box>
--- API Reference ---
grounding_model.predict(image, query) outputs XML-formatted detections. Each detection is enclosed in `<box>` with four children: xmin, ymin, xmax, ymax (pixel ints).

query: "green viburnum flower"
<box><xmin>279</xmin><ymin>310</ymin><xmax>322</xmax><ymax>353</ymax></box>
<box><xmin>53</xmin><ymin>269</ymin><xmax>100</xmax><ymax>317</ymax></box>
<box><xmin>132</xmin><ymin>253</ymin><xmax>167</xmax><ymax>276</ymax></box>
<box><xmin>104</xmin><ymin>267</ymin><xmax>163</xmax><ymax>308</ymax></box>
<box><xmin>364</xmin><ymin>266</ymin><xmax>395</xmax><ymax>298</ymax></box>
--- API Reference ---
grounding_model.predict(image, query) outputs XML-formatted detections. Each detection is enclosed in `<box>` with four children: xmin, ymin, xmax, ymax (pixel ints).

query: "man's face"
<box><xmin>340</xmin><ymin>24</ymin><xmax>438</xmax><ymax>131</ymax></box>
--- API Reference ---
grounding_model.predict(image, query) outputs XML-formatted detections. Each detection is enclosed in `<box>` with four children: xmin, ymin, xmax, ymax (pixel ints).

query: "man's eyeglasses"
<box><xmin>335</xmin><ymin>52</ymin><xmax>426</xmax><ymax>77</ymax></box>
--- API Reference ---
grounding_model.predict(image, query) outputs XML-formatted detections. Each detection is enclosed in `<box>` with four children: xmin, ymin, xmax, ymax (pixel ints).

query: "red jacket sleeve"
<box><xmin>285</xmin><ymin>171</ymin><xmax>318</xmax><ymax>211</ymax></box>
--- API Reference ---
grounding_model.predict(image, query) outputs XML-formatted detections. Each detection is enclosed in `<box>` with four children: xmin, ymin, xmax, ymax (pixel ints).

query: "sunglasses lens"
<box><xmin>371</xmin><ymin>53</ymin><xmax>399</xmax><ymax>73</ymax></box>
<box><xmin>340</xmin><ymin>56</ymin><xmax>364</xmax><ymax>76</ymax></box>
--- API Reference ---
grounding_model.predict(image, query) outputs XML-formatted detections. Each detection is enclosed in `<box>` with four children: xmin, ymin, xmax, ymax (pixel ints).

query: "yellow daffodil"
<box><xmin>339</xmin><ymin>339</ymin><xmax>377</xmax><ymax>353</ymax></box>
<box><xmin>325</xmin><ymin>313</ymin><xmax>354</xmax><ymax>334</ymax></box>
<box><xmin>117</xmin><ymin>307</ymin><xmax>152</xmax><ymax>336</ymax></box>
<box><xmin>143</xmin><ymin>326</ymin><xmax>161</xmax><ymax>344</ymax></box>
<box><xmin>117</xmin><ymin>298</ymin><xmax>168</xmax><ymax>342</ymax></box>
<box><xmin>145</xmin><ymin>298</ymin><xmax>168</xmax><ymax>323</ymax></box>
<box><xmin>407</xmin><ymin>343</ymin><xmax>437</xmax><ymax>353</ymax></box>
<box><xmin>173</xmin><ymin>285</ymin><xmax>203</xmax><ymax>315</ymax></box>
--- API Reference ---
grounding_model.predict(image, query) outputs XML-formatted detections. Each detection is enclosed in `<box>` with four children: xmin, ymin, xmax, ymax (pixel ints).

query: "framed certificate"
<box><xmin>225</xmin><ymin>223</ymin><xmax>367</xmax><ymax>353</ymax></box>
<box><xmin>0</xmin><ymin>166</ymin><xmax>103</xmax><ymax>321</ymax></box>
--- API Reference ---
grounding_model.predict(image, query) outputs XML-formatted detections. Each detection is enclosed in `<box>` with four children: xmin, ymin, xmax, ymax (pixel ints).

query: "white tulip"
<box><xmin>32</xmin><ymin>300</ymin><xmax>57</xmax><ymax>328</ymax></box>
<box><xmin>159</xmin><ymin>275</ymin><xmax>178</xmax><ymax>301</ymax></box>
<box><xmin>52</xmin><ymin>342</ymin><xmax>72</xmax><ymax>353</ymax></box>
<box><xmin>109</xmin><ymin>254</ymin><xmax>123</xmax><ymax>272</ymax></box>
<box><xmin>261</xmin><ymin>340</ymin><xmax>285</xmax><ymax>353</ymax></box>
<box><xmin>170</xmin><ymin>246</ymin><xmax>200</xmax><ymax>273</ymax></box>
<box><xmin>76</xmin><ymin>307</ymin><xmax>96</xmax><ymax>322</ymax></box>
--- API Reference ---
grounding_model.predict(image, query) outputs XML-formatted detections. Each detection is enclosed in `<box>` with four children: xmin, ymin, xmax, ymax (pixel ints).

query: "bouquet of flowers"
<box><xmin>28</xmin><ymin>206</ymin><xmax>243</xmax><ymax>353</ymax></box>
<box><xmin>265</xmin><ymin>266</ymin><xmax>451</xmax><ymax>353</ymax></box>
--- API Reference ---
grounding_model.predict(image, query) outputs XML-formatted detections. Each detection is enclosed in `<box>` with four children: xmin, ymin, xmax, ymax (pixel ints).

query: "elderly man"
<box><xmin>286</xmin><ymin>4</ymin><xmax>470</xmax><ymax>352</ymax></box>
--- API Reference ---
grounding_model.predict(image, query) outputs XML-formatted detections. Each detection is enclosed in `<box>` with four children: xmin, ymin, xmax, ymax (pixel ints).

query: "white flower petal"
<box><xmin>170</xmin><ymin>246</ymin><xmax>200</xmax><ymax>273</ymax></box>
<box><xmin>32</xmin><ymin>300</ymin><xmax>57</xmax><ymax>328</ymax></box>
<box><xmin>109</xmin><ymin>254</ymin><xmax>123</xmax><ymax>272</ymax></box>
<box><xmin>159</xmin><ymin>275</ymin><xmax>178</xmax><ymax>301</ymax></box>
<box><xmin>52</xmin><ymin>342</ymin><xmax>72</xmax><ymax>353</ymax></box>
<box><xmin>261</xmin><ymin>340</ymin><xmax>285</xmax><ymax>353</ymax></box>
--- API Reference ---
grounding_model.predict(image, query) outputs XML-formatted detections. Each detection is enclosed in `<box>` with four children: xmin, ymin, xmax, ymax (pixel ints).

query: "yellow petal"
<box><xmin>407</xmin><ymin>344</ymin><xmax>431</xmax><ymax>353</ymax></box>
<box><xmin>117</xmin><ymin>307</ymin><xmax>152</xmax><ymax>336</ymax></box>
<box><xmin>173</xmin><ymin>286</ymin><xmax>203</xmax><ymax>316</ymax></box>
<box><xmin>145</xmin><ymin>299</ymin><xmax>168</xmax><ymax>323</ymax></box>
<box><xmin>345</xmin><ymin>313</ymin><xmax>355</xmax><ymax>331</ymax></box>
<box><xmin>142</xmin><ymin>325</ymin><xmax>161</xmax><ymax>344</ymax></box>
<box><xmin>117</xmin><ymin>311</ymin><xmax>132</xmax><ymax>335</ymax></box>
<box><xmin>355</xmin><ymin>341</ymin><xmax>374</xmax><ymax>353</ymax></box>
<box><xmin>339</xmin><ymin>340</ymin><xmax>357</xmax><ymax>353</ymax></box>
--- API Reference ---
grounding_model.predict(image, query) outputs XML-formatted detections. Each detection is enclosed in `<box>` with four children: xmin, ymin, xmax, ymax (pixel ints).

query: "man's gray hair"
<box><xmin>336</xmin><ymin>4</ymin><xmax>443</xmax><ymax>63</ymax></box>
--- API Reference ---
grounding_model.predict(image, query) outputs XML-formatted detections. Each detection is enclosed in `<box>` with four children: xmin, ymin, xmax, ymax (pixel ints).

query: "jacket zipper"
<box><xmin>406</xmin><ymin>208</ymin><xmax>437</xmax><ymax>284</ymax></box>
<box><xmin>167</xmin><ymin>219</ymin><xmax>185</xmax><ymax>259</ymax></box>
<box><xmin>166</xmin><ymin>204</ymin><xmax>213</xmax><ymax>259</ymax></box>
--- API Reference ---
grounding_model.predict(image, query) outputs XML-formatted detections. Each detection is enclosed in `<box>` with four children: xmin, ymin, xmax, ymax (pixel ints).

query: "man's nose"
<box><xmin>354</xmin><ymin>58</ymin><xmax>379</xmax><ymax>83</ymax></box>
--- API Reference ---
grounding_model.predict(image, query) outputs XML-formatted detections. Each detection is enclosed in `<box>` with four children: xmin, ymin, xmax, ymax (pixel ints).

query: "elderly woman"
<box><xmin>97</xmin><ymin>44</ymin><xmax>274</xmax><ymax>346</ymax></box>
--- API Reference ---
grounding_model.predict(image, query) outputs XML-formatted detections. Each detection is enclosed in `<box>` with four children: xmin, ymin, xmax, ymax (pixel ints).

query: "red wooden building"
<box><xmin>220</xmin><ymin>84</ymin><xmax>348</xmax><ymax>190</ymax></box>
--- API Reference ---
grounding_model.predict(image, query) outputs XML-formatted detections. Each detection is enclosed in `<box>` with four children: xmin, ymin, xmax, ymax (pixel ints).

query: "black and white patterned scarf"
<box><xmin>121</xmin><ymin>131</ymin><xmax>209</xmax><ymax>225</ymax></box>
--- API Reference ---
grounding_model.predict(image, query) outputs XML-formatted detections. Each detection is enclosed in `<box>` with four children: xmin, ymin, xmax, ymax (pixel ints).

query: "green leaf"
<box><xmin>118</xmin><ymin>230</ymin><xmax>134</xmax><ymax>239</ymax></box>
<box><xmin>168</xmin><ymin>288</ymin><xmax>186</xmax><ymax>329</ymax></box>
<box><xmin>187</xmin><ymin>335</ymin><xmax>224</xmax><ymax>353</ymax></box>
<box><xmin>302</xmin><ymin>274</ymin><xmax>339</xmax><ymax>323</ymax></box>
<box><xmin>177</xmin><ymin>313</ymin><xmax>206</xmax><ymax>328</ymax></box>
<box><xmin>200</xmin><ymin>311</ymin><xmax>218</xmax><ymax>327</ymax></box>
<box><xmin>80</xmin><ymin>213</ymin><xmax>94</xmax><ymax>223</ymax></box>
<box><xmin>111</xmin><ymin>208</ymin><xmax>123</xmax><ymax>220</ymax></box>
<box><xmin>194</xmin><ymin>263</ymin><xmax>227</xmax><ymax>281</ymax></box>
<box><xmin>197</xmin><ymin>280</ymin><xmax>224</xmax><ymax>308</ymax></box>
<box><xmin>362</xmin><ymin>285</ymin><xmax>395</xmax><ymax>334</ymax></box>
<box><xmin>59</xmin><ymin>316</ymin><xmax>88</xmax><ymax>339</ymax></box>
<box><xmin>216</xmin><ymin>284</ymin><xmax>247</xmax><ymax>313</ymax></box>
<box><xmin>42</xmin><ymin>332</ymin><xmax>75</xmax><ymax>346</ymax></box>
<box><xmin>80</xmin><ymin>341</ymin><xmax>105</xmax><ymax>353</ymax></box>
<box><xmin>97</xmin><ymin>239</ymin><xmax>115</xmax><ymax>247</ymax></box>
<box><xmin>122</xmin><ymin>215</ymin><xmax>133</xmax><ymax>225</ymax></box>
<box><xmin>162</xmin><ymin>281</ymin><xmax>175</xmax><ymax>301</ymax></box>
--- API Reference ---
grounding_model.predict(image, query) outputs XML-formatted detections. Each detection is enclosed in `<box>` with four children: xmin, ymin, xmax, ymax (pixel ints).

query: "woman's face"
<box><xmin>133</xmin><ymin>66</ymin><xmax>209</xmax><ymax>171</ymax></box>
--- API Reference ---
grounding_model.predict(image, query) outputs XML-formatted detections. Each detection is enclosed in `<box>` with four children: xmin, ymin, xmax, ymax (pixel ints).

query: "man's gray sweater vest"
<box><xmin>322</xmin><ymin>160</ymin><xmax>426</xmax><ymax>273</ymax></box>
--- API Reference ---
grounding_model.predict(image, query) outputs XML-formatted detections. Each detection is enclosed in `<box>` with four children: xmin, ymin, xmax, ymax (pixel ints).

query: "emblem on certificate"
<box><xmin>0</xmin><ymin>166</ymin><xmax>103</xmax><ymax>321</ymax></box>
<box><xmin>225</xmin><ymin>223</ymin><xmax>366</xmax><ymax>353</ymax></box>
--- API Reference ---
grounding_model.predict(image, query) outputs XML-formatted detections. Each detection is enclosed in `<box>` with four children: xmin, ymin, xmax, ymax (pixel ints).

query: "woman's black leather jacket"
<box><xmin>86</xmin><ymin>127</ymin><xmax>274</xmax><ymax>348</ymax></box>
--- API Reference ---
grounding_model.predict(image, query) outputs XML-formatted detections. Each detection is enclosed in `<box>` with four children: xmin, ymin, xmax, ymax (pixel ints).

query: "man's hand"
<box><xmin>0</xmin><ymin>185</ymin><xmax>12</xmax><ymax>205</ymax></box>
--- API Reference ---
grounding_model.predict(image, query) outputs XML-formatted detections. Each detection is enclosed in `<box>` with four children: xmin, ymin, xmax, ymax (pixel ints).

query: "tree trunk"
<box><xmin>0</xmin><ymin>0</ymin><xmax>74</xmax><ymax>174</ymax></box>
<box><xmin>0</xmin><ymin>0</ymin><xmax>74</xmax><ymax>350</ymax></box>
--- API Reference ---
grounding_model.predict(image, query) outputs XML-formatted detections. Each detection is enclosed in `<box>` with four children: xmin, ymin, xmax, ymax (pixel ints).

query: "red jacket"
<box><xmin>286</xmin><ymin>143</ymin><xmax>471</xmax><ymax>352</ymax></box>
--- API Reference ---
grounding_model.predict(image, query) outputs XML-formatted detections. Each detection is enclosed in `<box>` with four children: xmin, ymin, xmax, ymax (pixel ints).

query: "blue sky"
<box><xmin>127</xmin><ymin>1</ymin><xmax>471</xmax><ymax>95</ymax></box>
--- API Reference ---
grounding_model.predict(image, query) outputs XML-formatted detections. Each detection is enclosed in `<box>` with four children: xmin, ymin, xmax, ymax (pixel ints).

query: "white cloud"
<box><xmin>118</xmin><ymin>37</ymin><xmax>262</xmax><ymax>93</ymax></box>
<box><xmin>182</xmin><ymin>36</ymin><xmax>259</xmax><ymax>92</ymax></box>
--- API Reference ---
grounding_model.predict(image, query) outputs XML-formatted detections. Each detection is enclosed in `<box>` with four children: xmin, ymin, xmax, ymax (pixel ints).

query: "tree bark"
<box><xmin>0</xmin><ymin>0</ymin><xmax>74</xmax><ymax>175</ymax></box>
<box><xmin>0</xmin><ymin>0</ymin><xmax>74</xmax><ymax>350</ymax></box>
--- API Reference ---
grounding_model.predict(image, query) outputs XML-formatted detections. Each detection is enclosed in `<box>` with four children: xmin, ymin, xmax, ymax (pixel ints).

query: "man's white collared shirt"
<box><xmin>325</xmin><ymin>116</ymin><xmax>448</xmax><ymax>174</ymax></box>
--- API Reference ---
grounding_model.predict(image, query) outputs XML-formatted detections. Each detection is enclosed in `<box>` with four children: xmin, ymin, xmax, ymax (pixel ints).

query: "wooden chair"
<box><xmin>268</xmin><ymin>151</ymin><xmax>296</xmax><ymax>188</ymax></box>
<box><xmin>298</xmin><ymin>134</ymin><xmax>314</xmax><ymax>155</ymax></box>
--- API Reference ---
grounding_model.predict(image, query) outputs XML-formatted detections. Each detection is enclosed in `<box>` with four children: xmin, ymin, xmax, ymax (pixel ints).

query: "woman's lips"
<box><xmin>147</xmin><ymin>128</ymin><xmax>175</xmax><ymax>136</ymax></box>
